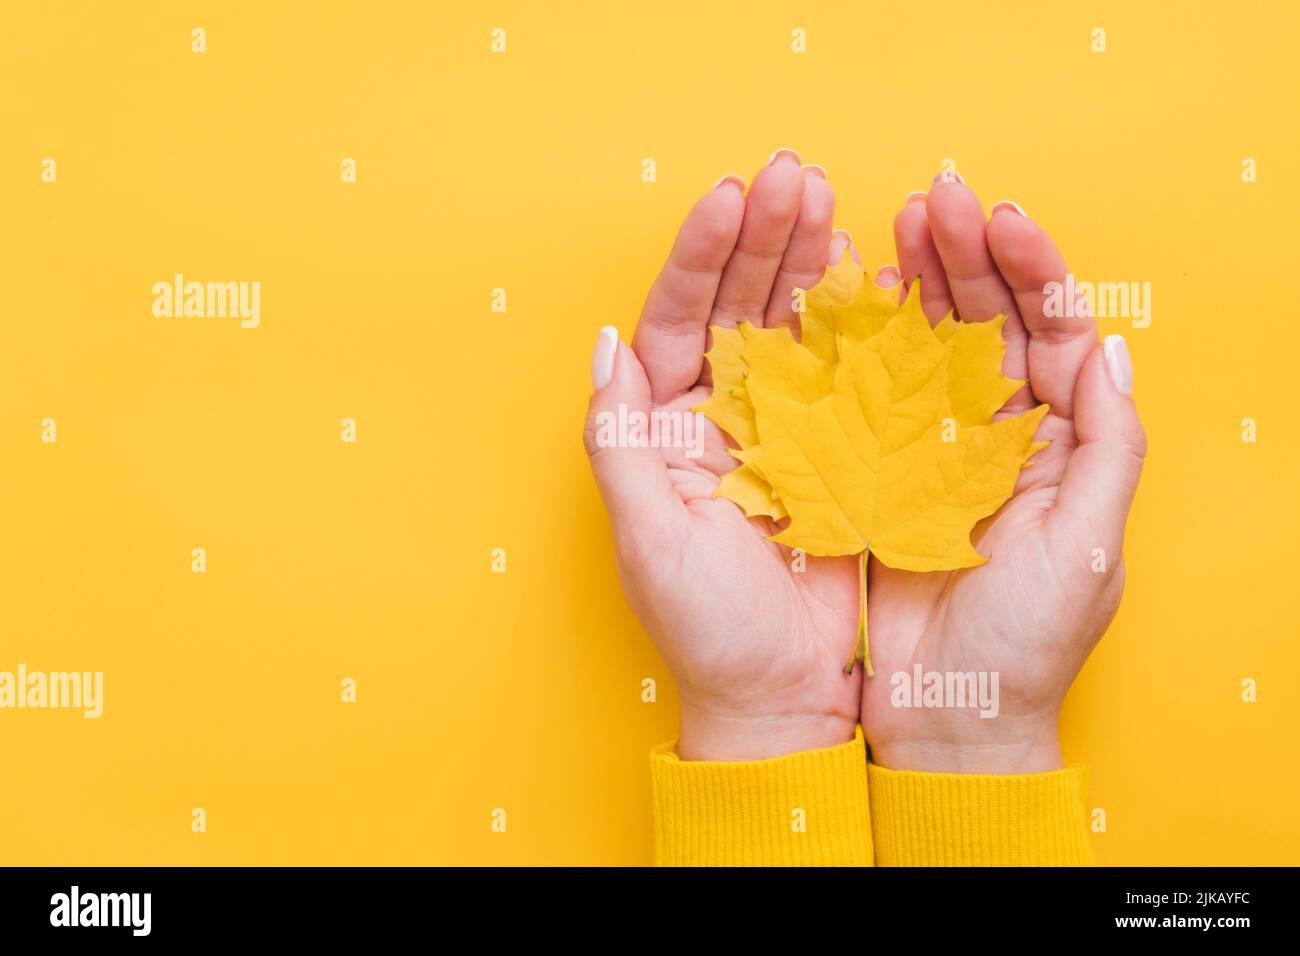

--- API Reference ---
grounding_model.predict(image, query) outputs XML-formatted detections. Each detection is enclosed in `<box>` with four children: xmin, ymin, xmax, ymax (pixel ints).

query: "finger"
<box><xmin>925</xmin><ymin>179</ymin><xmax>1018</xmax><ymax>322</ymax></box>
<box><xmin>1049</xmin><ymin>337</ymin><xmax>1146</xmax><ymax>557</ymax></box>
<box><xmin>710</xmin><ymin>148</ymin><xmax>806</xmax><ymax>329</ymax></box>
<box><xmin>632</xmin><ymin>178</ymin><xmax>746</xmax><ymax>405</ymax></box>
<box><xmin>986</xmin><ymin>203</ymin><xmax>1097</xmax><ymax>419</ymax></box>
<box><xmin>585</xmin><ymin>328</ymin><xmax>689</xmax><ymax>553</ymax></box>
<box><xmin>763</xmin><ymin>166</ymin><xmax>835</xmax><ymax>330</ymax></box>
<box><xmin>893</xmin><ymin>191</ymin><xmax>951</xmax><ymax>323</ymax></box>
<box><xmin>925</xmin><ymin>178</ymin><xmax>1032</xmax><ymax>405</ymax></box>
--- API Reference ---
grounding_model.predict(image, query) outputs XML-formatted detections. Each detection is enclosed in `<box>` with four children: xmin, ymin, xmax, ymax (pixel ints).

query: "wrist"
<box><xmin>869</xmin><ymin>716</ymin><xmax>1064</xmax><ymax>774</ymax></box>
<box><xmin>677</xmin><ymin>704</ymin><xmax>857</xmax><ymax>762</ymax></box>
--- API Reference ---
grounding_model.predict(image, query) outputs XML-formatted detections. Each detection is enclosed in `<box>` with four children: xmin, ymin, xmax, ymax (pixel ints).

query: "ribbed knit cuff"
<box><xmin>867</xmin><ymin>762</ymin><xmax>1093</xmax><ymax>866</ymax></box>
<box><xmin>650</xmin><ymin>727</ymin><xmax>872</xmax><ymax>866</ymax></box>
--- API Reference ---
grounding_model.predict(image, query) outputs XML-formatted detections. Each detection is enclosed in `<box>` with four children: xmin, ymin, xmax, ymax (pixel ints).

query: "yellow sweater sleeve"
<box><xmin>649</xmin><ymin>729</ymin><xmax>1094</xmax><ymax>866</ymax></box>
<box><xmin>867</xmin><ymin>762</ymin><xmax>1094</xmax><ymax>866</ymax></box>
<box><xmin>649</xmin><ymin>728</ymin><xmax>873</xmax><ymax>866</ymax></box>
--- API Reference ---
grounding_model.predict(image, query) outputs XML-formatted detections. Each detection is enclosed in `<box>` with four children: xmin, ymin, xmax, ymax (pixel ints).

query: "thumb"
<box><xmin>1051</xmin><ymin>335</ymin><xmax>1147</xmax><ymax>555</ymax></box>
<box><xmin>583</xmin><ymin>327</ymin><xmax>686</xmax><ymax>552</ymax></box>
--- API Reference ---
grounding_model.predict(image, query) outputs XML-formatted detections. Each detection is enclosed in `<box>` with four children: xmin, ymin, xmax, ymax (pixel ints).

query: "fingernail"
<box><xmin>591</xmin><ymin>326</ymin><xmax>619</xmax><ymax>390</ymax></box>
<box><xmin>1103</xmin><ymin>334</ymin><xmax>1132</xmax><ymax>396</ymax></box>
<box><xmin>829</xmin><ymin>229</ymin><xmax>859</xmax><ymax>266</ymax></box>
<box><xmin>875</xmin><ymin>265</ymin><xmax>902</xmax><ymax>287</ymax></box>
<box><xmin>932</xmin><ymin>169</ymin><xmax>967</xmax><ymax>185</ymax></box>
<box><xmin>768</xmin><ymin>147</ymin><xmax>801</xmax><ymax>166</ymax></box>
<box><xmin>906</xmin><ymin>190</ymin><xmax>928</xmax><ymax>203</ymax></box>
<box><xmin>712</xmin><ymin>173</ymin><xmax>746</xmax><ymax>192</ymax></box>
<box><xmin>803</xmin><ymin>163</ymin><xmax>827</xmax><ymax>180</ymax></box>
<box><xmin>992</xmin><ymin>200</ymin><xmax>1028</xmax><ymax>217</ymax></box>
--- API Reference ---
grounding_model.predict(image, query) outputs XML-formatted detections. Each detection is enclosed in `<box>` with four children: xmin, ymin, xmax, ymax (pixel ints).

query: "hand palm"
<box><xmin>627</xmin><ymin>375</ymin><xmax>862</xmax><ymax>729</ymax></box>
<box><xmin>864</xmin><ymin>470</ymin><xmax>1117</xmax><ymax>749</ymax></box>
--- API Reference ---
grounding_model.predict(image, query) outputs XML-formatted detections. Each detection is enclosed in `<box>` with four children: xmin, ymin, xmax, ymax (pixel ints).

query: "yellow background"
<box><xmin>1</xmin><ymin>1</ymin><xmax>1296</xmax><ymax>865</ymax></box>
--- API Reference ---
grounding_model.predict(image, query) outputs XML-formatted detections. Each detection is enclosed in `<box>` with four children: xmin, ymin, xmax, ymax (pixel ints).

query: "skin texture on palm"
<box><xmin>585</xmin><ymin>159</ymin><xmax>1145</xmax><ymax>768</ymax></box>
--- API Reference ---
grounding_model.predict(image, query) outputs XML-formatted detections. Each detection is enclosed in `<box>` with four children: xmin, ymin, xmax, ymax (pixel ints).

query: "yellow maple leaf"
<box><xmin>694</xmin><ymin>253</ymin><xmax>1048</xmax><ymax>675</ymax></box>
<box><xmin>799</xmin><ymin>254</ymin><xmax>896</xmax><ymax>363</ymax></box>
<box><xmin>716</xmin><ymin>447</ymin><xmax>788</xmax><ymax>520</ymax></box>
<box><xmin>695</xmin><ymin>326</ymin><xmax>757</xmax><ymax>446</ymax></box>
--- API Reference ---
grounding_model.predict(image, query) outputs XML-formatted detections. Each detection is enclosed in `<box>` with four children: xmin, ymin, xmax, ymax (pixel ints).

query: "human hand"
<box><xmin>584</xmin><ymin>150</ymin><xmax>866</xmax><ymax>761</ymax></box>
<box><xmin>861</xmin><ymin>177</ymin><xmax>1147</xmax><ymax>773</ymax></box>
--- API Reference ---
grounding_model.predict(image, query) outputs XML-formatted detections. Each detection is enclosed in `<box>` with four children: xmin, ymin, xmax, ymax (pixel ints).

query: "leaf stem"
<box><xmin>843</xmin><ymin>552</ymin><xmax>874</xmax><ymax>677</ymax></box>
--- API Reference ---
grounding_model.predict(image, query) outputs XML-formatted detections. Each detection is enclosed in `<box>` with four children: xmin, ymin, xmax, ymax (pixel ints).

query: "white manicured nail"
<box><xmin>906</xmin><ymin>190</ymin><xmax>928</xmax><ymax>203</ymax></box>
<box><xmin>768</xmin><ymin>147</ymin><xmax>801</xmax><ymax>166</ymax></box>
<box><xmin>1103</xmin><ymin>334</ymin><xmax>1132</xmax><ymax>396</ymax></box>
<box><xmin>591</xmin><ymin>326</ymin><xmax>619</xmax><ymax>390</ymax></box>
<box><xmin>829</xmin><ymin>229</ymin><xmax>859</xmax><ymax>265</ymax></box>
<box><xmin>992</xmin><ymin>200</ymin><xmax>1028</xmax><ymax>217</ymax></box>
<box><xmin>875</xmin><ymin>265</ymin><xmax>902</xmax><ymax>287</ymax></box>
<box><xmin>712</xmin><ymin>174</ymin><xmax>746</xmax><ymax>192</ymax></box>
<box><xmin>803</xmin><ymin>163</ymin><xmax>827</xmax><ymax>180</ymax></box>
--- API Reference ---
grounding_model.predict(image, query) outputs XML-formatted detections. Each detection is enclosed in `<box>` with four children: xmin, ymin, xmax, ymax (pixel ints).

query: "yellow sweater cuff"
<box><xmin>650</xmin><ymin>728</ymin><xmax>873</xmax><ymax>866</ymax></box>
<box><xmin>867</xmin><ymin>762</ymin><xmax>1094</xmax><ymax>866</ymax></box>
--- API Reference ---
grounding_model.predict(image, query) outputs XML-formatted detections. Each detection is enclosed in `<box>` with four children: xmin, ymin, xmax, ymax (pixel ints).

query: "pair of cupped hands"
<box><xmin>584</xmin><ymin>149</ymin><xmax>1146</xmax><ymax>771</ymax></box>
